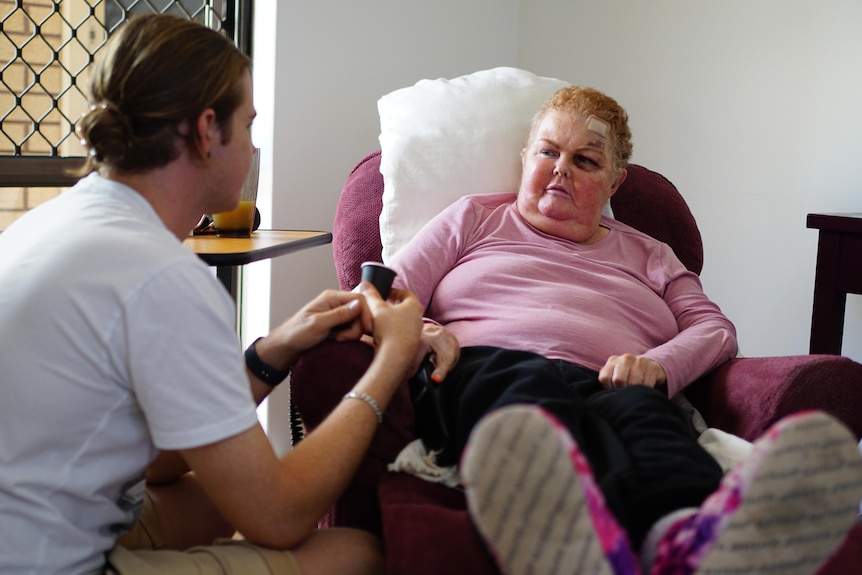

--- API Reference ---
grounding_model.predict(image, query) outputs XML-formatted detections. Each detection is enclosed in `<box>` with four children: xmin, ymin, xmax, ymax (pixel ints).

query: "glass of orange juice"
<box><xmin>213</xmin><ymin>148</ymin><xmax>260</xmax><ymax>237</ymax></box>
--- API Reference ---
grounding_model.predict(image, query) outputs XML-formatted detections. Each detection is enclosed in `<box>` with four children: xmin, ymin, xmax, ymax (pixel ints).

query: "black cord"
<box><xmin>289</xmin><ymin>396</ymin><xmax>304</xmax><ymax>444</ymax></box>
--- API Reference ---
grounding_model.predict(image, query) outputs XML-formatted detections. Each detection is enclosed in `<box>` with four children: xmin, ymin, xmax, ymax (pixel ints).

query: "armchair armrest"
<box><xmin>685</xmin><ymin>355</ymin><xmax>862</xmax><ymax>442</ymax></box>
<box><xmin>290</xmin><ymin>339</ymin><xmax>415</xmax><ymax>534</ymax></box>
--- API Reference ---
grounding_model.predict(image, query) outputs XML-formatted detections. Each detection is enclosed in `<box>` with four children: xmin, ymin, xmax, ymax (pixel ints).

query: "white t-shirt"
<box><xmin>0</xmin><ymin>174</ymin><xmax>259</xmax><ymax>574</ymax></box>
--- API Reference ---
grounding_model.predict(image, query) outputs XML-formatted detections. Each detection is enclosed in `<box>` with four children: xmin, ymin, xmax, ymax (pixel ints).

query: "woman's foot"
<box><xmin>650</xmin><ymin>411</ymin><xmax>862</xmax><ymax>575</ymax></box>
<box><xmin>460</xmin><ymin>404</ymin><xmax>639</xmax><ymax>575</ymax></box>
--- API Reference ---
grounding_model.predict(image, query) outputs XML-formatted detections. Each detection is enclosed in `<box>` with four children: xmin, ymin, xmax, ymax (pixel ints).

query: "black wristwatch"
<box><xmin>244</xmin><ymin>337</ymin><xmax>291</xmax><ymax>386</ymax></box>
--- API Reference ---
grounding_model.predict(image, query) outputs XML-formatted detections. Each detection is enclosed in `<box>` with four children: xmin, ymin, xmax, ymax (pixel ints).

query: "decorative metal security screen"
<box><xmin>0</xmin><ymin>0</ymin><xmax>251</xmax><ymax>228</ymax></box>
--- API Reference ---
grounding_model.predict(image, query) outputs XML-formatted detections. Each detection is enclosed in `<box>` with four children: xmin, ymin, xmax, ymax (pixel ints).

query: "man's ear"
<box><xmin>609</xmin><ymin>168</ymin><xmax>627</xmax><ymax>197</ymax></box>
<box><xmin>195</xmin><ymin>108</ymin><xmax>218</xmax><ymax>157</ymax></box>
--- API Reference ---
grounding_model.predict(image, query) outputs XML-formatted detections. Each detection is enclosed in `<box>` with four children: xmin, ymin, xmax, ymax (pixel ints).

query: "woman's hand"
<box><xmin>598</xmin><ymin>354</ymin><xmax>667</xmax><ymax>389</ymax></box>
<box><xmin>410</xmin><ymin>321</ymin><xmax>460</xmax><ymax>383</ymax></box>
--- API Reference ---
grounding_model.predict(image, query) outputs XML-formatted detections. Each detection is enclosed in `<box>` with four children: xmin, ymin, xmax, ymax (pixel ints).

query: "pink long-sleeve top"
<box><xmin>389</xmin><ymin>193</ymin><xmax>738</xmax><ymax>398</ymax></box>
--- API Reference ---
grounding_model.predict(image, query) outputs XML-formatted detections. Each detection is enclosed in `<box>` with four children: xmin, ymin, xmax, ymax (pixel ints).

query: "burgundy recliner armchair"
<box><xmin>291</xmin><ymin>150</ymin><xmax>862</xmax><ymax>574</ymax></box>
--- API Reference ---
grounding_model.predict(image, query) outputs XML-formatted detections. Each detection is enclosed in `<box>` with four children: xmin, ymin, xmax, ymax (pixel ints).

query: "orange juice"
<box><xmin>213</xmin><ymin>200</ymin><xmax>256</xmax><ymax>237</ymax></box>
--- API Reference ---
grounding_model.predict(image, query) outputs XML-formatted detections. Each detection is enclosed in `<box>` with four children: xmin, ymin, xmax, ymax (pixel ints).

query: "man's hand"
<box><xmin>259</xmin><ymin>289</ymin><xmax>371</xmax><ymax>371</ymax></box>
<box><xmin>249</xmin><ymin>285</ymin><xmax>422</xmax><ymax>400</ymax></box>
<box><xmin>359</xmin><ymin>284</ymin><xmax>424</xmax><ymax>370</ymax></box>
<box><xmin>598</xmin><ymin>354</ymin><xmax>666</xmax><ymax>389</ymax></box>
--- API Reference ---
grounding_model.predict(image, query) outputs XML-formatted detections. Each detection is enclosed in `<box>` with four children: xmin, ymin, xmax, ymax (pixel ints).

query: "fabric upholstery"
<box><xmin>609</xmin><ymin>164</ymin><xmax>703</xmax><ymax>275</ymax></box>
<box><xmin>333</xmin><ymin>152</ymin><xmax>385</xmax><ymax>292</ymax></box>
<box><xmin>291</xmin><ymin>149</ymin><xmax>862</xmax><ymax>575</ymax></box>
<box><xmin>291</xmin><ymin>338</ymin><xmax>413</xmax><ymax>533</ymax></box>
<box><xmin>686</xmin><ymin>354</ymin><xmax>862</xmax><ymax>440</ymax></box>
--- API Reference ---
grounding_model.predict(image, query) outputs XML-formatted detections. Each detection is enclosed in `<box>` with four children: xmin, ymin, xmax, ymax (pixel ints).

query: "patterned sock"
<box><xmin>460</xmin><ymin>404</ymin><xmax>640</xmax><ymax>575</ymax></box>
<box><xmin>648</xmin><ymin>411</ymin><xmax>862</xmax><ymax>575</ymax></box>
<box><xmin>639</xmin><ymin>508</ymin><xmax>697</xmax><ymax>573</ymax></box>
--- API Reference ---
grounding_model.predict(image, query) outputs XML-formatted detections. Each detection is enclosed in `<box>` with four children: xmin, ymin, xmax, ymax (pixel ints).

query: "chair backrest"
<box><xmin>333</xmin><ymin>149</ymin><xmax>703</xmax><ymax>290</ymax></box>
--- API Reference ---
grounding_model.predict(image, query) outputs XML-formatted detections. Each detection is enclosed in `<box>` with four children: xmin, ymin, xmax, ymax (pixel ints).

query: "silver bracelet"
<box><xmin>343</xmin><ymin>391</ymin><xmax>383</xmax><ymax>424</ymax></box>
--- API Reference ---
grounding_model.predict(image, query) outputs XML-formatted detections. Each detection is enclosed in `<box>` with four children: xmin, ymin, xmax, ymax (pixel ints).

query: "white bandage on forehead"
<box><xmin>585</xmin><ymin>115</ymin><xmax>610</xmax><ymax>139</ymax></box>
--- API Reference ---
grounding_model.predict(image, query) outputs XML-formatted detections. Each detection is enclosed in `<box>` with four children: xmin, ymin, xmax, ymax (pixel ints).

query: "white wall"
<box><xmin>517</xmin><ymin>0</ymin><xmax>862</xmax><ymax>361</ymax></box>
<box><xmin>259</xmin><ymin>0</ymin><xmax>520</xmax><ymax>452</ymax></box>
<box><xmin>258</xmin><ymin>0</ymin><xmax>862</xmax><ymax>447</ymax></box>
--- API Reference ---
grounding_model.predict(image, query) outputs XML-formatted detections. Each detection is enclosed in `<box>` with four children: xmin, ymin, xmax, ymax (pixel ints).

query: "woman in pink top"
<box><xmin>390</xmin><ymin>86</ymin><xmax>862</xmax><ymax>575</ymax></box>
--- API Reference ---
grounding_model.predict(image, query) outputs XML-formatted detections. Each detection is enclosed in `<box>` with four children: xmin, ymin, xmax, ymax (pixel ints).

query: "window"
<box><xmin>0</xmin><ymin>0</ymin><xmax>252</xmax><ymax>229</ymax></box>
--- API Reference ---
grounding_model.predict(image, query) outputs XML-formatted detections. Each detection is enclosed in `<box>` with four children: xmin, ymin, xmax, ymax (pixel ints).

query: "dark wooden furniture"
<box><xmin>807</xmin><ymin>213</ymin><xmax>862</xmax><ymax>354</ymax></box>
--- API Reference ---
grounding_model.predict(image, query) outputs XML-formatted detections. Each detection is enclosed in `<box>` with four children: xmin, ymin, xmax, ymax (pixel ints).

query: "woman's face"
<box><xmin>516</xmin><ymin>109</ymin><xmax>626</xmax><ymax>244</ymax></box>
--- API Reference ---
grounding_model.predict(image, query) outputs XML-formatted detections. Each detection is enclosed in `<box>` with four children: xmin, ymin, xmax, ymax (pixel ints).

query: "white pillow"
<box><xmin>377</xmin><ymin>67</ymin><xmax>569</xmax><ymax>262</ymax></box>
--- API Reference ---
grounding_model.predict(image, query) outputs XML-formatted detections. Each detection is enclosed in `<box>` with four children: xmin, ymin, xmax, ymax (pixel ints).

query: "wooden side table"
<box><xmin>807</xmin><ymin>213</ymin><xmax>862</xmax><ymax>354</ymax></box>
<box><xmin>185</xmin><ymin>229</ymin><xmax>332</xmax><ymax>300</ymax></box>
<box><xmin>185</xmin><ymin>229</ymin><xmax>332</xmax><ymax>331</ymax></box>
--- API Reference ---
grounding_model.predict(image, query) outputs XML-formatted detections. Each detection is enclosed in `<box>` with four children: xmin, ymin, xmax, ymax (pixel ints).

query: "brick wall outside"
<box><xmin>1</xmin><ymin>0</ymin><xmax>100</xmax><ymax>229</ymax></box>
<box><xmin>1</xmin><ymin>1</ymin><xmax>230</xmax><ymax>231</ymax></box>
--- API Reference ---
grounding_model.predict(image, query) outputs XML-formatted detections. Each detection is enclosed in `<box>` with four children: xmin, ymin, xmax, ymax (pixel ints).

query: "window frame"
<box><xmin>0</xmin><ymin>0</ymin><xmax>253</xmax><ymax>188</ymax></box>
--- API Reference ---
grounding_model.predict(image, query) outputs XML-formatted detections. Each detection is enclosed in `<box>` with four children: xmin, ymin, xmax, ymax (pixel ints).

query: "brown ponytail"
<box><xmin>76</xmin><ymin>14</ymin><xmax>250</xmax><ymax>175</ymax></box>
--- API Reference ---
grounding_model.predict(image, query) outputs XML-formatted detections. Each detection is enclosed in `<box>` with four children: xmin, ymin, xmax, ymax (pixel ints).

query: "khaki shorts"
<box><xmin>105</xmin><ymin>493</ymin><xmax>301</xmax><ymax>575</ymax></box>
